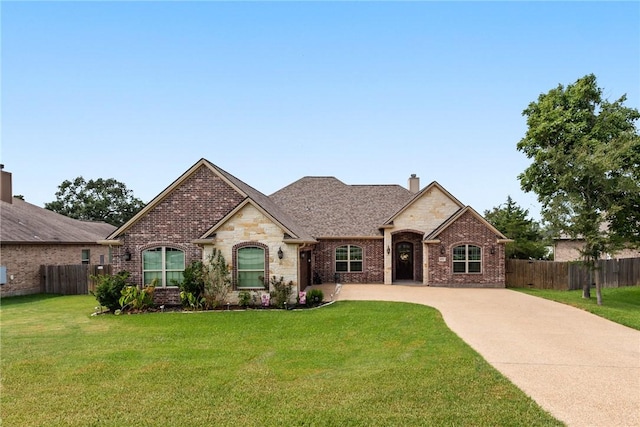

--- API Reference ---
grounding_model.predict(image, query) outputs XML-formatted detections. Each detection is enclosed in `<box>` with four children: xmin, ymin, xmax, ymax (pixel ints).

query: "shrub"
<box><xmin>306</xmin><ymin>289</ymin><xmax>324</xmax><ymax>306</ymax></box>
<box><xmin>91</xmin><ymin>271</ymin><xmax>131</xmax><ymax>312</ymax></box>
<box><xmin>202</xmin><ymin>248</ymin><xmax>232</xmax><ymax>309</ymax></box>
<box><xmin>119</xmin><ymin>280</ymin><xmax>156</xmax><ymax>313</ymax></box>
<box><xmin>180</xmin><ymin>261</ymin><xmax>206</xmax><ymax>307</ymax></box>
<box><xmin>179</xmin><ymin>291</ymin><xmax>205</xmax><ymax>311</ymax></box>
<box><xmin>238</xmin><ymin>290</ymin><xmax>252</xmax><ymax>308</ymax></box>
<box><xmin>269</xmin><ymin>276</ymin><xmax>294</xmax><ymax>309</ymax></box>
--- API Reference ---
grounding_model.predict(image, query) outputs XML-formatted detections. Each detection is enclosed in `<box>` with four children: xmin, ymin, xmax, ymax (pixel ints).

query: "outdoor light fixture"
<box><xmin>440</xmin><ymin>245</ymin><xmax>445</xmax><ymax>255</ymax></box>
<box><xmin>124</xmin><ymin>249</ymin><xmax>132</xmax><ymax>261</ymax></box>
<box><xmin>490</xmin><ymin>246</ymin><xmax>496</xmax><ymax>255</ymax></box>
<box><xmin>277</xmin><ymin>247</ymin><xmax>284</xmax><ymax>260</ymax></box>
<box><xmin>386</xmin><ymin>245</ymin><xmax>391</xmax><ymax>255</ymax></box>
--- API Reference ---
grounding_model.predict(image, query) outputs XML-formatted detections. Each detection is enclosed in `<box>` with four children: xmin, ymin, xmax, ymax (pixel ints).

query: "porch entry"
<box><xmin>395</xmin><ymin>242</ymin><xmax>414</xmax><ymax>280</ymax></box>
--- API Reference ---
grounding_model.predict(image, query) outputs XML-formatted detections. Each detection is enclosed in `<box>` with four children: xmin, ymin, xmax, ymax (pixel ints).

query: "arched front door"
<box><xmin>395</xmin><ymin>242</ymin><xmax>414</xmax><ymax>280</ymax></box>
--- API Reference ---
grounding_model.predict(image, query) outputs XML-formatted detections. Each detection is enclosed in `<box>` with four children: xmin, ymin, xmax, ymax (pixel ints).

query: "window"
<box><xmin>237</xmin><ymin>246</ymin><xmax>266</xmax><ymax>289</ymax></box>
<box><xmin>81</xmin><ymin>249</ymin><xmax>90</xmax><ymax>265</ymax></box>
<box><xmin>453</xmin><ymin>245</ymin><xmax>481</xmax><ymax>274</ymax></box>
<box><xmin>142</xmin><ymin>247</ymin><xmax>185</xmax><ymax>286</ymax></box>
<box><xmin>335</xmin><ymin>245</ymin><xmax>363</xmax><ymax>272</ymax></box>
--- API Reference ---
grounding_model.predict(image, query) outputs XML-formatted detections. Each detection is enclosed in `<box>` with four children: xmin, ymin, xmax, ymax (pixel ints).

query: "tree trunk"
<box><xmin>595</xmin><ymin>267</ymin><xmax>603</xmax><ymax>305</ymax></box>
<box><xmin>582</xmin><ymin>282</ymin><xmax>591</xmax><ymax>299</ymax></box>
<box><xmin>582</xmin><ymin>269</ymin><xmax>591</xmax><ymax>299</ymax></box>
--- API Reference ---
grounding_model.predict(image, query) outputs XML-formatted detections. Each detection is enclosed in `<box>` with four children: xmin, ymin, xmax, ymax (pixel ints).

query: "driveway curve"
<box><xmin>336</xmin><ymin>285</ymin><xmax>640</xmax><ymax>427</ymax></box>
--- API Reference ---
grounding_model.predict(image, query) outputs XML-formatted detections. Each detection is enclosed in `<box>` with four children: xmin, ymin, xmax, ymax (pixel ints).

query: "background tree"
<box><xmin>484</xmin><ymin>196</ymin><xmax>549</xmax><ymax>260</ymax></box>
<box><xmin>517</xmin><ymin>74</ymin><xmax>640</xmax><ymax>304</ymax></box>
<box><xmin>45</xmin><ymin>177</ymin><xmax>145</xmax><ymax>227</ymax></box>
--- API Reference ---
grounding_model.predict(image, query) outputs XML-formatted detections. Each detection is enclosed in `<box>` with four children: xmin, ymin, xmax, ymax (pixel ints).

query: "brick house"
<box><xmin>101</xmin><ymin>159</ymin><xmax>511</xmax><ymax>305</ymax></box>
<box><xmin>0</xmin><ymin>168</ymin><xmax>116</xmax><ymax>297</ymax></box>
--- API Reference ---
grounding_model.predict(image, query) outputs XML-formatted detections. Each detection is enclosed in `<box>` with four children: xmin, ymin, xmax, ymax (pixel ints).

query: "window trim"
<box><xmin>233</xmin><ymin>242</ymin><xmax>269</xmax><ymax>290</ymax></box>
<box><xmin>452</xmin><ymin>244</ymin><xmax>482</xmax><ymax>274</ymax></box>
<box><xmin>142</xmin><ymin>246</ymin><xmax>185</xmax><ymax>287</ymax></box>
<box><xmin>335</xmin><ymin>245</ymin><xmax>364</xmax><ymax>273</ymax></box>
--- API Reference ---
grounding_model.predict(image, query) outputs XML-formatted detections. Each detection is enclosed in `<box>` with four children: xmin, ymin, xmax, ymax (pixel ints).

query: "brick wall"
<box><xmin>111</xmin><ymin>165</ymin><xmax>245</xmax><ymax>304</ymax></box>
<box><xmin>312</xmin><ymin>239</ymin><xmax>384</xmax><ymax>284</ymax></box>
<box><xmin>428</xmin><ymin>211</ymin><xmax>505</xmax><ymax>287</ymax></box>
<box><xmin>0</xmin><ymin>243</ymin><xmax>111</xmax><ymax>297</ymax></box>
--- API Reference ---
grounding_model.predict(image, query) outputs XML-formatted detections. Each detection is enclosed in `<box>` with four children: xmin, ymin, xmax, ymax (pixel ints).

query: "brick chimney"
<box><xmin>1</xmin><ymin>165</ymin><xmax>13</xmax><ymax>204</ymax></box>
<box><xmin>408</xmin><ymin>174</ymin><xmax>420</xmax><ymax>194</ymax></box>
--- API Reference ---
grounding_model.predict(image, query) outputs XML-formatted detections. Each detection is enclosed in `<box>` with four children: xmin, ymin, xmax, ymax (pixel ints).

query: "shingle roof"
<box><xmin>270</xmin><ymin>177</ymin><xmax>414</xmax><ymax>237</ymax></box>
<box><xmin>1</xmin><ymin>198</ymin><xmax>116</xmax><ymax>243</ymax></box>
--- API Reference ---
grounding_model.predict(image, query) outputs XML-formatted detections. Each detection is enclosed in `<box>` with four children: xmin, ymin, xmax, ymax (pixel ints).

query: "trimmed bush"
<box><xmin>92</xmin><ymin>271</ymin><xmax>131</xmax><ymax>312</ymax></box>
<box><xmin>306</xmin><ymin>289</ymin><xmax>324</xmax><ymax>306</ymax></box>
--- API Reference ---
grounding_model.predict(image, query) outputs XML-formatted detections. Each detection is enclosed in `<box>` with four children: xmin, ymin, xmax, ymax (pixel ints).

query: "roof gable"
<box><xmin>424</xmin><ymin>206</ymin><xmax>510</xmax><ymax>241</ymax></box>
<box><xmin>200</xmin><ymin>198</ymin><xmax>316</xmax><ymax>243</ymax></box>
<box><xmin>384</xmin><ymin>181</ymin><xmax>465</xmax><ymax>226</ymax></box>
<box><xmin>106</xmin><ymin>159</ymin><xmax>245</xmax><ymax>239</ymax></box>
<box><xmin>106</xmin><ymin>159</ymin><xmax>315</xmax><ymax>243</ymax></box>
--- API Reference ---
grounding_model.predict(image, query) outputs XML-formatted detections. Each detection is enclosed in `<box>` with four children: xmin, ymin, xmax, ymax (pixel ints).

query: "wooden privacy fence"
<box><xmin>41</xmin><ymin>265</ymin><xmax>112</xmax><ymax>295</ymax></box>
<box><xmin>506</xmin><ymin>258</ymin><xmax>640</xmax><ymax>290</ymax></box>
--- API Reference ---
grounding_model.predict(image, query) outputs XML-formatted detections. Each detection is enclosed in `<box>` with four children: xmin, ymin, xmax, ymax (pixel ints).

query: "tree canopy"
<box><xmin>484</xmin><ymin>196</ymin><xmax>548</xmax><ymax>260</ymax></box>
<box><xmin>517</xmin><ymin>74</ymin><xmax>640</xmax><ymax>302</ymax></box>
<box><xmin>45</xmin><ymin>177</ymin><xmax>145</xmax><ymax>227</ymax></box>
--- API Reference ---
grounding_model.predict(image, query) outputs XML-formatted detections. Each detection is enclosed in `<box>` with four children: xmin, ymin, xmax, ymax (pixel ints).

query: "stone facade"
<box><xmin>204</xmin><ymin>203</ymin><xmax>298</xmax><ymax>303</ymax></box>
<box><xmin>384</xmin><ymin>184</ymin><xmax>462</xmax><ymax>284</ymax></box>
<box><xmin>0</xmin><ymin>243</ymin><xmax>111</xmax><ymax>296</ymax></box>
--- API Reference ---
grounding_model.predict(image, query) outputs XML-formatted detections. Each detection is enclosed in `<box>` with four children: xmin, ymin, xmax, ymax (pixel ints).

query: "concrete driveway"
<box><xmin>335</xmin><ymin>285</ymin><xmax>640</xmax><ymax>427</ymax></box>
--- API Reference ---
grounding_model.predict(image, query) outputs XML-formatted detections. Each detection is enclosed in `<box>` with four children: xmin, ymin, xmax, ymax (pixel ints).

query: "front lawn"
<box><xmin>514</xmin><ymin>286</ymin><xmax>640</xmax><ymax>330</ymax></box>
<box><xmin>1</xmin><ymin>295</ymin><xmax>561</xmax><ymax>426</ymax></box>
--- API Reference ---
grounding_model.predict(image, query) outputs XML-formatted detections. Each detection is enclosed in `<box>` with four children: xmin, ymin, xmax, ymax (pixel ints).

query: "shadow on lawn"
<box><xmin>0</xmin><ymin>293</ymin><xmax>64</xmax><ymax>307</ymax></box>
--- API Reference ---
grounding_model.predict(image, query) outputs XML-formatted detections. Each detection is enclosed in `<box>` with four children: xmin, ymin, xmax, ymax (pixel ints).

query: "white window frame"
<box><xmin>142</xmin><ymin>247</ymin><xmax>185</xmax><ymax>287</ymax></box>
<box><xmin>452</xmin><ymin>245</ymin><xmax>482</xmax><ymax>274</ymax></box>
<box><xmin>335</xmin><ymin>245</ymin><xmax>363</xmax><ymax>273</ymax></box>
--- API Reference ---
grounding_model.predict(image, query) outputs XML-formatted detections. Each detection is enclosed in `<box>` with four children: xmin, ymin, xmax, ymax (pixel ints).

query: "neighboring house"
<box><xmin>554</xmin><ymin>236</ymin><xmax>640</xmax><ymax>262</ymax></box>
<box><xmin>0</xmin><ymin>168</ymin><xmax>116</xmax><ymax>296</ymax></box>
<box><xmin>101</xmin><ymin>159</ymin><xmax>511</xmax><ymax>305</ymax></box>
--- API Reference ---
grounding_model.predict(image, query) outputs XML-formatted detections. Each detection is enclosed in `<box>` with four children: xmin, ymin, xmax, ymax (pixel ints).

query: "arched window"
<box><xmin>142</xmin><ymin>247</ymin><xmax>185</xmax><ymax>286</ymax></box>
<box><xmin>453</xmin><ymin>245</ymin><xmax>481</xmax><ymax>274</ymax></box>
<box><xmin>335</xmin><ymin>245</ymin><xmax>363</xmax><ymax>272</ymax></box>
<box><xmin>237</xmin><ymin>246</ymin><xmax>266</xmax><ymax>289</ymax></box>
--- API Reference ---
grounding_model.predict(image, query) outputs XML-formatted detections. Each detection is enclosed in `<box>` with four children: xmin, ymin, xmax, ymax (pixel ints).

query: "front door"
<box><xmin>299</xmin><ymin>250</ymin><xmax>312</xmax><ymax>291</ymax></box>
<box><xmin>395</xmin><ymin>242</ymin><xmax>414</xmax><ymax>280</ymax></box>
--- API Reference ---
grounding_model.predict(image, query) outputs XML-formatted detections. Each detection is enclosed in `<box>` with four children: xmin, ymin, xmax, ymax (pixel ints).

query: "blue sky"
<box><xmin>2</xmin><ymin>1</ymin><xmax>639</xmax><ymax>221</ymax></box>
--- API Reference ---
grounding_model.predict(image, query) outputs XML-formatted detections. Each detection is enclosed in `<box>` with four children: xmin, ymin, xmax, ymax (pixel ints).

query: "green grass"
<box><xmin>1</xmin><ymin>295</ymin><xmax>562</xmax><ymax>426</ymax></box>
<box><xmin>514</xmin><ymin>286</ymin><xmax>640</xmax><ymax>330</ymax></box>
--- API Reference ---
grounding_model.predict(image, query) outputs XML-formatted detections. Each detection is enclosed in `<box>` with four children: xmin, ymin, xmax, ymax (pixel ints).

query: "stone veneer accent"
<box><xmin>207</xmin><ymin>203</ymin><xmax>298</xmax><ymax>303</ymax></box>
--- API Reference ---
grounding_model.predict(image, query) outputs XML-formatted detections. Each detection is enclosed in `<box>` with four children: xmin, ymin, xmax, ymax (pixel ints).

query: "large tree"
<box><xmin>484</xmin><ymin>196</ymin><xmax>548</xmax><ymax>260</ymax></box>
<box><xmin>45</xmin><ymin>177</ymin><xmax>145</xmax><ymax>227</ymax></box>
<box><xmin>517</xmin><ymin>74</ymin><xmax>640</xmax><ymax>304</ymax></box>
